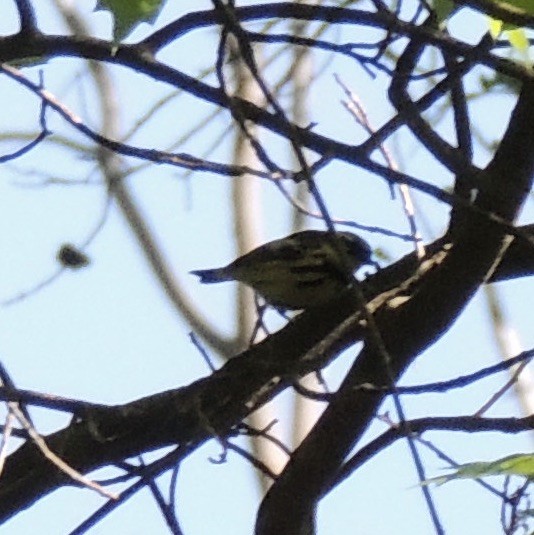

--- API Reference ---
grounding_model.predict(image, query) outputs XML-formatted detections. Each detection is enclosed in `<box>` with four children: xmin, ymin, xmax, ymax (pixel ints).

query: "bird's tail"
<box><xmin>190</xmin><ymin>268</ymin><xmax>230</xmax><ymax>283</ymax></box>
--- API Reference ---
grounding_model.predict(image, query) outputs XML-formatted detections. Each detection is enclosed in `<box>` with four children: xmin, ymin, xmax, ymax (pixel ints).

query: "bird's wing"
<box><xmin>231</xmin><ymin>235</ymin><xmax>304</xmax><ymax>269</ymax></box>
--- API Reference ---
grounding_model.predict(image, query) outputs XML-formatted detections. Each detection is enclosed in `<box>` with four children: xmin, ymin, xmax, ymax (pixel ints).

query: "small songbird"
<box><xmin>190</xmin><ymin>230</ymin><xmax>377</xmax><ymax>310</ymax></box>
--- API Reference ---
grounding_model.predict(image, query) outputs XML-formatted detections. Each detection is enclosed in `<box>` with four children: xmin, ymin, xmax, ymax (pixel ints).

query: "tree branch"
<box><xmin>255</xmin><ymin>80</ymin><xmax>534</xmax><ymax>535</ymax></box>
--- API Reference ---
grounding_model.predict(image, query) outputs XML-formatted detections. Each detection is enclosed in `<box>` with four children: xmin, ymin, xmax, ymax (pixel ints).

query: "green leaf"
<box><xmin>95</xmin><ymin>0</ymin><xmax>165</xmax><ymax>42</ymax></box>
<box><xmin>505</xmin><ymin>0</ymin><xmax>534</xmax><ymax>16</ymax></box>
<box><xmin>488</xmin><ymin>17</ymin><xmax>503</xmax><ymax>38</ymax></box>
<box><xmin>495</xmin><ymin>453</ymin><xmax>534</xmax><ymax>477</ymax></box>
<box><xmin>432</xmin><ymin>0</ymin><xmax>457</xmax><ymax>23</ymax></box>
<box><xmin>488</xmin><ymin>15</ymin><xmax>531</xmax><ymax>53</ymax></box>
<box><xmin>485</xmin><ymin>0</ymin><xmax>534</xmax><ymax>53</ymax></box>
<box><xmin>506</xmin><ymin>27</ymin><xmax>530</xmax><ymax>50</ymax></box>
<box><xmin>424</xmin><ymin>453</ymin><xmax>534</xmax><ymax>486</ymax></box>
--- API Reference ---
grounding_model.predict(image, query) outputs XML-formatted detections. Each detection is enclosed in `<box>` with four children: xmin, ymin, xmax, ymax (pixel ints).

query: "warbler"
<box><xmin>190</xmin><ymin>230</ymin><xmax>377</xmax><ymax>310</ymax></box>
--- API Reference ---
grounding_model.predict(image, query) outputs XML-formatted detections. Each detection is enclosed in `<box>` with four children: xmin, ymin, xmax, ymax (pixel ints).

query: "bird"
<box><xmin>190</xmin><ymin>230</ymin><xmax>377</xmax><ymax>310</ymax></box>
